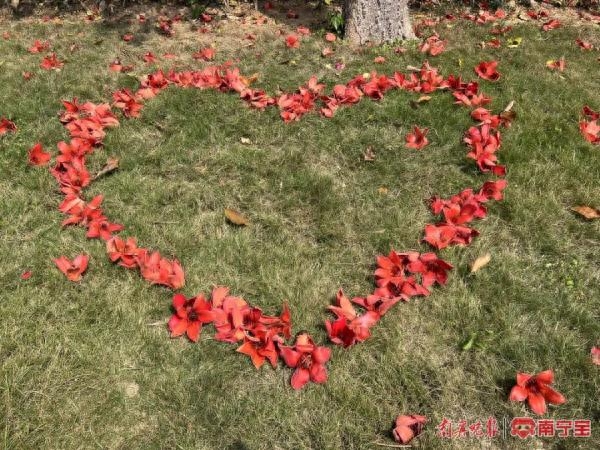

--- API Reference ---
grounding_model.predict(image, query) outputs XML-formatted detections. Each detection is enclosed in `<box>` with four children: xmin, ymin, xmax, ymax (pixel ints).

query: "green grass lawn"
<box><xmin>1</xmin><ymin>5</ymin><xmax>599</xmax><ymax>449</ymax></box>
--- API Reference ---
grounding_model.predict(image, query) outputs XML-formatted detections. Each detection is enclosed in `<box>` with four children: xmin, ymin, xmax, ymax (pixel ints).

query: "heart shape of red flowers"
<box><xmin>39</xmin><ymin>59</ymin><xmax>511</xmax><ymax>391</ymax></box>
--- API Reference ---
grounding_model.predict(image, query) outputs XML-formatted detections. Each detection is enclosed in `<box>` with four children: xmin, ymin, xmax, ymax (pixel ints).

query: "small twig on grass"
<box><xmin>150</xmin><ymin>221</ymin><xmax>180</xmax><ymax>224</ymax></box>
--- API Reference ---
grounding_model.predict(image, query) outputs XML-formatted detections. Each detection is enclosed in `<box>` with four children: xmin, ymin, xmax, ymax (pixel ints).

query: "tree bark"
<box><xmin>344</xmin><ymin>0</ymin><xmax>415</xmax><ymax>45</ymax></box>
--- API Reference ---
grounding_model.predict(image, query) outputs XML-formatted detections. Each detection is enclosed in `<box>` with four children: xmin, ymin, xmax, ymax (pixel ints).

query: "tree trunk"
<box><xmin>344</xmin><ymin>0</ymin><xmax>415</xmax><ymax>45</ymax></box>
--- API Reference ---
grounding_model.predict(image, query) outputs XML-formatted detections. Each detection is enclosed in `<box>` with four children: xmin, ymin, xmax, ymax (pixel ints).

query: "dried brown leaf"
<box><xmin>571</xmin><ymin>205</ymin><xmax>600</xmax><ymax>220</ymax></box>
<box><xmin>470</xmin><ymin>253</ymin><xmax>491</xmax><ymax>273</ymax></box>
<box><xmin>224</xmin><ymin>208</ymin><xmax>250</xmax><ymax>226</ymax></box>
<box><xmin>94</xmin><ymin>157</ymin><xmax>119</xmax><ymax>180</ymax></box>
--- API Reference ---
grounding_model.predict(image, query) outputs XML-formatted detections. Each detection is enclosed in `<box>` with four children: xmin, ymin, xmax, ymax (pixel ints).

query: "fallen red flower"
<box><xmin>325</xmin><ymin>32</ymin><xmax>336</xmax><ymax>42</ymax></box>
<box><xmin>137</xmin><ymin>250</ymin><xmax>185</xmax><ymax>289</ymax></box>
<box><xmin>375</xmin><ymin>250</ymin><xmax>452</xmax><ymax>298</ymax></box>
<box><xmin>285</xmin><ymin>34</ymin><xmax>300</xmax><ymax>49</ymax></box>
<box><xmin>478</xmin><ymin>179</ymin><xmax>508</xmax><ymax>201</ymax></box>
<box><xmin>423</xmin><ymin>223</ymin><xmax>479</xmax><ymax>249</ymax></box>
<box><xmin>419</xmin><ymin>34</ymin><xmax>446</xmax><ymax>56</ymax></box>
<box><xmin>430</xmin><ymin>188</ymin><xmax>488</xmax><ymax>225</ymax></box>
<box><xmin>297</xmin><ymin>26</ymin><xmax>310</xmax><ymax>36</ymax></box>
<box><xmin>542</xmin><ymin>19</ymin><xmax>561</xmax><ymax>32</ymax></box>
<box><xmin>211</xmin><ymin>290</ymin><xmax>251</xmax><ymax>343</ymax></box>
<box><xmin>0</xmin><ymin>118</ymin><xmax>17</xmax><ymax>135</ymax></box>
<box><xmin>393</xmin><ymin>414</ymin><xmax>427</xmax><ymax>444</ymax></box>
<box><xmin>470</xmin><ymin>107</ymin><xmax>502</xmax><ymax>127</ymax></box>
<box><xmin>240</xmin><ymin>89</ymin><xmax>275</xmax><ymax>110</ymax></box>
<box><xmin>53</xmin><ymin>254</ymin><xmax>89</xmax><ymax>281</ymax></box>
<box><xmin>65</xmin><ymin>118</ymin><xmax>106</xmax><ymax>145</ymax></box>
<box><xmin>490</xmin><ymin>25</ymin><xmax>512</xmax><ymax>35</ymax></box>
<box><xmin>107</xmin><ymin>236</ymin><xmax>139</xmax><ymax>269</ymax></box>
<box><xmin>51</xmin><ymin>156</ymin><xmax>91</xmax><ymax>195</ymax></box>
<box><xmin>21</xmin><ymin>270</ymin><xmax>32</xmax><ymax>280</ymax></box>
<box><xmin>509</xmin><ymin>370</ymin><xmax>566</xmax><ymax>415</ymax></box>
<box><xmin>28</xmin><ymin>143</ymin><xmax>51</xmax><ymax>166</ymax></box>
<box><xmin>279</xmin><ymin>333</ymin><xmax>331</xmax><ymax>390</ymax></box>
<box><xmin>405</xmin><ymin>126</ymin><xmax>429</xmax><ymax>150</ymax></box>
<box><xmin>237</xmin><ymin>329</ymin><xmax>280</xmax><ymax>368</ymax></box>
<box><xmin>474</xmin><ymin>61</ymin><xmax>500</xmax><ymax>82</ymax></box>
<box><xmin>486</xmin><ymin>38</ymin><xmax>501</xmax><ymax>48</ymax></box>
<box><xmin>579</xmin><ymin>120</ymin><xmax>600</xmax><ymax>144</ymax></box>
<box><xmin>362</xmin><ymin>72</ymin><xmax>394</xmax><ymax>100</ymax></box>
<box><xmin>40</xmin><ymin>53</ymin><xmax>64</xmax><ymax>70</ymax></box>
<box><xmin>193</xmin><ymin>47</ymin><xmax>215</xmax><ymax>61</ymax></box>
<box><xmin>325</xmin><ymin>289</ymin><xmax>380</xmax><ymax>347</ymax></box>
<box><xmin>546</xmin><ymin>58</ymin><xmax>566</xmax><ymax>72</ymax></box>
<box><xmin>575</xmin><ymin>39</ymin><xmax>594</xmax><ymax>50</ymax></box>
<box><xmin>113</xmin><ymin>89</ymin><xmax>144</xmax><ymax>118</ymax></box>
<box><xmin>28</xmin><ymin>39</ymin><xmax>50</xmax><ymax>53</ymax></box>
<box><xmin>143</xmin><ymin>52</ymin><xmax>157</xmax><ymax>63</ymax></box>
<box><xmin>60</xmin><ymin>194</ymin><xmax>102</xmax><ymax>227</ymax></box>
<box><xmin>321</xmin><ymin>47</ymin><xmax>334</xmax><ymax>57</ymax></box>
<box><xmin>168</xmin><ymin>293</ymin><xmax>214</xmax><ymax>342</ymax></box>
<box><xmin>86</xmin><ymin>217</ymin><xmax>124</xmax><ymax>241</ymax></box>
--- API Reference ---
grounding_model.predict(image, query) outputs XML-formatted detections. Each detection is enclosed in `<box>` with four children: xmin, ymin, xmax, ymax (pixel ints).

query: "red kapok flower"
<box><xmin>279</xmin><ymin>333</ymin><xmax>331</xmax><ymax>390</ymax></box>
<box><xmin>28</xmin><ymin>39</ymin><xmax>50</xmax><ymax>53</ymax></box>
<box><xmin>193</xmin><ymin>47</ymin><xmax>215</xmax><ymax>61</ymax></box>
<box><xmin>285</xmin><ymin>34</ymin><xmax>300</xmax><ymax>49</ymax></box>
<box><xmin>423</xmin><ymin>223</ymin><xmax>479</xmax><ymax>249</ymax></box>
<box><xmin>86</xmin><ymin>217</ymin><xmax>124</xmax><ymax>241</ymax></box>
<box><xmin>325</xmin><ymin>289</ymin><xmax>380</xmax><ymax>347</ymax></box>
<box><xmin>509</xmin><ymin>370</ymin><xmax>566</xmax><ymax>415</ymax></box>
<box><xmin>106</xmin><ymin>236</ymin><xmax>139</xmax><ymax>269</ymax></box>
<box><xmin>579</xmin><ymin>120</ymin><xmax>600</xmax><ymax>144</ymax></box>
<box><xmin>40</xmin><ymin>53</ymin><xmax>64</xmax><ymax>70</ymax></box>
<box><xmin>474</xmin><ymin>61</ymin><xmax>500</xmax><ymax>82</ymax></box>
<box><xmin>143</xmin><ymin>52</ymin><xmax>157</xmax><ymax>63</ymax></box>
<box><xmin>575</xmin><ymin>39</ymin><xmax>593</xmax><ymax>50</ymax></box>
<box><xmin>53</xmin><ymin>254</ymin><xmax>89</xmax><ymax>282</ymax></box>
<box><xmin>405</xmin><ymin>126</ymin><xmax>429</xmax><ymax>150</ymax></box>
<box><xmin>542</xmin><ymin>19</ymin><xmax>561</xmax><ymax>32</ymax></box>
<box><xmin>0</xmin><ymin>117</ymin><xmax>17</xmax><ymax>135</ymax></box>
<box><xmin>546</xmin><ymin>58</ymin><xmax>566</xmax><ymax>72</ymax></box>
<box><xmin>479</xmin><ymin>179</ymin><xmax>508</xmax><ymax>201</ymax></box>
<box><xmin>136</xmin><ymin>250</ymin><xmax>185</xmax><ymax>289</ymax></box>
<box><xmin>393</xmin><ymin>414</ymin><xmax>427</xmax><ymax>444</ymax></box>
<box><xmin>419</xmin><ymin>34</ymin><xmax>446</xmax><ymax>56</ymax></box>
<box><xmin>28</xmin><ymin>143</ymin><xmax>51</xmax><ymax>166</ymax></box>
<box><xmin>236</xmin><ymin>329</ymin><xmax>280</xmax><ymax>369</ymax></box>
<box><xmin>168</xmin><ymin>293</ymin><xmax>214</xmax><ymax>342</ymax></box>
<box><xmin>21</xmin><ymin>270</ymin><xmax>32</xmax><ymax>280</ymax></box>
<box><xmin>325</xmin><ymin>32</ymin><xmax>336</xmax><ymax>42</ymax></box>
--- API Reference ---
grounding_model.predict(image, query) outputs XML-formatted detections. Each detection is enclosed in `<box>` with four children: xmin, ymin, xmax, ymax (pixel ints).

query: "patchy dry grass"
<box><xmin>1</xmin><ymin>4</ymin><xmax>599</xmax><ymax>449</ymax></box>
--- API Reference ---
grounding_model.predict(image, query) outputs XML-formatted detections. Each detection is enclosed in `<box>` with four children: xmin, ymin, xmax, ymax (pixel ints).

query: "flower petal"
<box><xmin>290</xmin><ymin>367</ymin><xmax>310</xmax><ymax>390</ymax></box>
<box><xmin>186</xmin><ymin>321</ymin><xmax>201</xmax><ymax>342</ymax></box>
<box><xmin>527</xmin><ymin>392</ymin><xmax>547</xmax><ymax>415</ymax></box>
<box><xmin>509</xmin><ymin>385</ymin><xmax>528</xmax><ymax>402</ymax></box>
<box><xmin>309</xmin><ymin>363</ymin><xmax>328</xmax><ymax>384</ymax></box>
